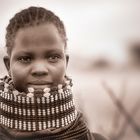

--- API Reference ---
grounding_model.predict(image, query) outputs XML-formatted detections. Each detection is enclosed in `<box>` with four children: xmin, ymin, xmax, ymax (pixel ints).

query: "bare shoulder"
<box><xmin>93</xmin><ymin>133</ymin><xmax>108</xmax><ymax>140</ymax></box>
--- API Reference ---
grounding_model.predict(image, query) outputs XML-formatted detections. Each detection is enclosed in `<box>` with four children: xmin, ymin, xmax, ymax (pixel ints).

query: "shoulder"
<box><xmin>92</xmin><ymin>133</ymin><xmax>108</xmax><ymax>140</ymax></box>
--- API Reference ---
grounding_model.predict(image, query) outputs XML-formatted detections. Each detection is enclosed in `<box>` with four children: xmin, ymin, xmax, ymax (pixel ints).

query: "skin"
<box><xmin>4</xmin><ymin>23</ymin><xmax>68</xmax><ymax>93</ymax></box>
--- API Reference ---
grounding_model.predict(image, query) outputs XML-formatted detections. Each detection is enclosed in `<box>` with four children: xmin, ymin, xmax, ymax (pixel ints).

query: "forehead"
<box><xmin>15</xmin><ymin>23</ymin><xmax>63</xmax><ymax>46</ymax></box>
<box><xmin>11</xmin><ymin>23</ymin><xmax>65</xmax><ymax>54</ymax></box>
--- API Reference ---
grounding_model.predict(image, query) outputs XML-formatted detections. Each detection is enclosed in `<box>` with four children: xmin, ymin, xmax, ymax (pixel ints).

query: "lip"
<box><xmin>28</xmin><ymin>80</ymin><xmax>52</xmax><ymax>84</ymax></box>
<box><xmin>28</xmin><ymin>81</ymin><xmax>53</xmax><ymax>89</ymax></box>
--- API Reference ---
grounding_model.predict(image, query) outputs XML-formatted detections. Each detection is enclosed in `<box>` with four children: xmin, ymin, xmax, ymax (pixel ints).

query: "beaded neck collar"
<box><xmin>0</xmin><ymin>76</ymin><xmax>77</xmax><ymax>132</ymax></box>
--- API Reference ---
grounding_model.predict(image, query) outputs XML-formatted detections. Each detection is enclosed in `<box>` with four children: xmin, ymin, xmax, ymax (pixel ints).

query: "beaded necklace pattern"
<box><xmin>0</xmin><ymin>76</ymin><xmax>77</xmax><ymax>132</ymax></box>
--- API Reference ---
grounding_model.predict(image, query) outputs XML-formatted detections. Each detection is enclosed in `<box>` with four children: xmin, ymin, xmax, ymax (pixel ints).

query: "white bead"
<box><xmin>63</xmin><ymin>105</ymin><xmax>66</xmax><ymax>111</ymax></box>
<box><xmin>52</xmin><ymin>120</ymin><xmax>55</xmax><ymax>127</ymax></box>
<box><xmin>56</xmin><ymin>119</ymin><xmax>59</xmax><ymax>127</ymax></box>
<box><xmin>56</xmin><ymin>106</ymin><xmax>59</xmax><ymax>113</ymax></box>
<box><xmin>15</xmin><ymin>108</ymin><xmax>18</xmax><ymax>114</ymax></box>
<box><xmin>42</xmin><ymin>97</ymin><xmax>45</xmax><ymax>103</ymax></box>
<box><xmin>51</xmin><ymin>96</ymin><xmax>54</xmax><ymax>102</ymax></box>
<box><xmin>7</xmin><ymin>119</ymin><xmax>10</xmax><ymax>127</ymax></box>
<box><xmin>15</xmin><ymin>120</ymin><xmax>18</xmax><ymax>128</ymax></box>
<box><xmin>33</xmin><ymin>122</ymin><xmax>36</xmax><ymax>131</ymax></box>
<box><xmin>68</xmin><ymin>115</ymin><xmax>70</xmax><ymax>123</ymax></box>
<box><xmin>4</xmin><ymin>88</ymin><xmax>8</xmax><ymax>92</ymax></box>
<box><xmin>27</xmin><ymin>109</ymin><xmax>31</xmax><ymax>115</ymax></box>
<box><xmin>46</xmin><ymin>98</ymin><xmax>50</xmax><ymax>103</ymax></box>
<box><xmin>55</xmin><ymin>95</ymin><xmax>58</xmax><ymax>100</ymax></box>
<box><xmin>60</xmin><ymin>105</ymin><xmax>63</xmax><ymax>112</ymax></box>
<box><xmin>4</xmin><ymin>117</ymin><xmax>7</xmax><ymax>125</ymax></box>
<box><xmin>7</xmin><ymin>94</ymin><xmax>10</xmax><ymax>100</ymax></box>
<box><xmin>10</xmin><ymin>107</ymin><xmax>13</xmax><ymax>113</ymax></box>
<box><xmin>13</xmin><ymin>90</ymin><xmax>19</xmax><ymax>96</ymax></box>
<box><xmin>66</xmin><ymin>103</ymin><xmax>69</xmax><ymax>109</ymax></box>
<box><xmin>58</xmin><ymin>89</ymin><xmax>63</xmax><ymax>94</ymax></box>
<box><xmin>51</xmin><ymin>108</ymin><xmax>55</xmax><ymax>114</ymax></box>
<box><xmin>39</xmin><ymin>122</ymin><xmax>42</xmax><ymax>130</ymax></box>
<box><xmin>28</xmin><ymin>87</ymin><xmax>34</xmax><ymax>93</ymax></box>
<box><xmin>70</xmin><ymin>114</ymin><xmax>72</xmax><ymax>120</ymax></box>
<box><xmin>65</xmin><ymin>117</ymin><xmax>68</xmax><ymax>123</ymax></box>
<box><xmin>3</xmin><ymin>104</ymin><xmax>5</xmax><ymax>110</ymax></box>
<box><xmin>23</xmin><ymin>109</ymin><xmax>26</xmax><ymax>115</ymax></box>
<box><xmin>5</xmin><ymin>92</ymin><xmax>8</xmax><ymax>98</ymax></box>
<box><xmin>48</xmin><ymin>121</ymin><xmax>51</xmax><ymax>128</ymax></box>
<box><xmin>6</xmin><ymin>106</ymin><xmax>8</xmax><ymax>112</ymax></box>
<box><xmin>2</xmin><ymin>92</ymin><xmax>4</xmax><ymax>98</ymax></box>
<box><xmin>26</xmin><ymin>97</ymin><xmax>30</xmax><ymax>103</ymax></box>
<box><xmin>43</xmin><ymin>122</ymin><xmax>46</xmax><ymax>129</ymax></box>
<box><xmin>18</xmin><ymin>96</ymin><xmax>21</xmax><ymax>103</ymax></box>
<box><xmin>27</xmin><ymin>92</ymin><xmax>34</xmax><ymax>98</ymax></box>
<box><xmin>58</xmin><ymin>84</ymin><xmax>62</xmax><ymax>89</ymax></box>
<box><xmin>28</xmin><ymin>122</ymin><xmax>31</xmax><ymax>131</ymax></box>
<box><xmin>37</xmin><ymin>98</ymin><xmax>41</xmax><ymax>103</ymax></box>
<box><xmin>19</xmin><ymin>121</ymin><xmax>22</xmax><ymax>129</ymax></box>
<box><xmin>42</xmin><ymin>109</ymin><xmax>46</xmax><ymax>116</ymax></box>
<box><xmin>32</xmin><ymin>110</ymin><xmax>35</xmax><ymax>115</ymax></box>
<box><xmin>31</xmin><ymin>98</ymin><xmax>34</xmax><ymax>103</ymax></box>
<box><xmin>10</xmin><ymin>119</ymin><xmax>13</xmax><ymax>128</ymax></box>
<box><xmin>19</xmin><ymin>109</ymin><xmax>22</xmax><ymax>115</ymax></box>
<box><xmin>5</xmin><ymin>104</ymin><xmax>7</xmax><ymax>111</ymax></box>
<box><xmin>4</xmin><ymin>83</ymin><xmax>9</xmax><ymax>88</ymax></box>
<box><xmin>61</xmin><ymin>118</ymin><xmax>65</xmax><ymax>126</ymax></box>
<box><xmin>38</xmin><ymin>109</ymin><xmax>41</xmax><ymax>115</ymax></box>
<box><xmin>67</xmin><ymin>85</ymin><xmax>71</xmax><ymax>89</ymax></box>
<box><xmin>43</xmin><ymin>92</ymin><xmax>50</xmax><ymax>98</ymax></box>
<box><xmin>65</xmin><ymin>80</ymin><xmax>70</xmax><ymax>85</ymax></box>
<box><xmin>47</xmin><ymin>109</ymin><xmax>50</xmax><ymax>115</ymax></box>
<box><xmin>23</xmin><ymin>121</ymin><xmax>26</xmax><ymax>130</ymax></box>
<box><xmin>2</xmin><ymin>116</ymin><xmax>4</xmax><ymax>124</ymax></box>
<box><xmin>14</xmin><ymin>95</ymin><xmax>17</xmax><ymax>102</ymax></box>
<box><xmin>74</xmin><ymin>111</ymin><xmax>77</xmax><ymax>117</ymax></box>
<box><xmin>43</xmin><ymin>88</ymin><xmax>50</xmax><ymax>93</ymax></box>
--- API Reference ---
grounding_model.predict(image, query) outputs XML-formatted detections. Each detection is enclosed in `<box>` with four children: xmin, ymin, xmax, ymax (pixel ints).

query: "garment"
<box><xmin>0</xmin><ymin>76</ymin><xmax>107</xmax><ymax>140</ymax></box>
<box><xmin>0</xmin><ymin>113</ymin><xmax>107</xmax><ymax>140</ymax></box>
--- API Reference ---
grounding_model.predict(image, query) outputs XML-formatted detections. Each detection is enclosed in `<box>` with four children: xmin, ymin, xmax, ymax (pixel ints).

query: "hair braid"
<box><xmin>6</xmin><ymin>6</ymin><xmax>67</xmax><ymax>55</ymax></box>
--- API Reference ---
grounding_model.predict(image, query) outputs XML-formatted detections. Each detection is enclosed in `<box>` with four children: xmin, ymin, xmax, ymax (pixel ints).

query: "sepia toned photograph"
<box><xmin>0</xmin><ymin>0</ymin><xmax>140</xmax><ymax>139</ymax></box>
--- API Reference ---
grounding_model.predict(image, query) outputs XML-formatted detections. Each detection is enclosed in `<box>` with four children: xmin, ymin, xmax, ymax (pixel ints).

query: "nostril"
<box><xmin>31</xmin><ymin>63</ymin><xmax>48</xmax><ymax>76</ymax></box>
<box><xmin>32</xmin><ymin>71</ymin><xmax>48</xmax><ymax>76</ymax></box>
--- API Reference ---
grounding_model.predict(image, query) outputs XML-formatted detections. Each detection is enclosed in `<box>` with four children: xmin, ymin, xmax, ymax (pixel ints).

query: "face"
<box><xmin>4</xmin><ymin>23</ymin><xmax>68</xmax><ymax>92</ymax></box>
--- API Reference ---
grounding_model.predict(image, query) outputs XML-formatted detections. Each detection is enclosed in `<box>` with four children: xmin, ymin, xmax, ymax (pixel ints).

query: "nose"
<box><xmin>31</xmin><ymin>61</ymin><xmax>48</xmax><ymax>76</ymax></box>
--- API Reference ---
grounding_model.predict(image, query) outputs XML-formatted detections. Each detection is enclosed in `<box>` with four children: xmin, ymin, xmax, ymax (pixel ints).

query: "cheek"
<box><xmin>10</xmin><ymin>63</ymin><xmax>28</xmax><ymax>91</ymax></box>
<box><xmin>53</xmin><ymin>62</ymin><xmax>67</xmax><ymax>82</ymax></box>
<box><xmin>10</xmin><ymin>63</ymin><xmax>23</xmax><ymax>78</ymax></box>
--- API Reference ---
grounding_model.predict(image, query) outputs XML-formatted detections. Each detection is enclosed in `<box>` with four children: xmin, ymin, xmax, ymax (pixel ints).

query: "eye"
<box><xmin>48</xmin><ymin>54</ymin><xmax>61</xmax><ymax>63</ymax></box>
<box><xmin>18</xmin><ymin>56</ymin><xmax>32</xmax><ymax>63</ymax></box>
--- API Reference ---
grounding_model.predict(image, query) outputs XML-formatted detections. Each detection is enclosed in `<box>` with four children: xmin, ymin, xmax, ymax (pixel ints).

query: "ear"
<box><xmin>3</xmin><ymin>56</ymin><xmax>10</xmax><ymax>72</ymax></box>
<box><xmin>66</xmin><ymin>54</ymin><xmax>69</xmax><ymax>67</ymax></box>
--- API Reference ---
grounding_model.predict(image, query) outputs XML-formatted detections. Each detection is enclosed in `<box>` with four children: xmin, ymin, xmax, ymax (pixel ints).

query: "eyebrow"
<box><xmin>14</xmin><ymin>48</ymin><xmax>65</xmax><ymax>56</ymax></box>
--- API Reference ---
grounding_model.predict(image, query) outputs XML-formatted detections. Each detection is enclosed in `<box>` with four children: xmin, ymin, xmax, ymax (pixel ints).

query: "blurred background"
<box><xmin>0</xmin><ymin>0</ymin><xmax>140</xmax><ymax>139</ymax></box>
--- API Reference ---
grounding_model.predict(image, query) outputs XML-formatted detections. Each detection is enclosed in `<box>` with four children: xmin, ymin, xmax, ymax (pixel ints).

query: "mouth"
<box><xmin>28</xmin><ymin>81</ymin><xmax>53</xmax><ymax>89</ymax></box>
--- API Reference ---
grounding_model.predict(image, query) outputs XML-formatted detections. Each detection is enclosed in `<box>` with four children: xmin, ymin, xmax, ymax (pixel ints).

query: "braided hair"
<box><xmin>6</xmin><ymin>6</ymin><xmax>67</xmax><ymax>55</ymax></box>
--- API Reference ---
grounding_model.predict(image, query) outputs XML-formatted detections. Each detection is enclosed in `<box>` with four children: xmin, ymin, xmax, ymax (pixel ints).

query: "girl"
<box><xmin>0</xmin><ymin>6</ymin><xmax>107</xmax><ymax>140</ymax></box>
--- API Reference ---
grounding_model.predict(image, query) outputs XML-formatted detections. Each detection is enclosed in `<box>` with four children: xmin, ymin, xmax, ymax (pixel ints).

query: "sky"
<box><xmin>0</xmin><ymin>0</ymin><xmax>140</xmax><ymax>62</ymax></box>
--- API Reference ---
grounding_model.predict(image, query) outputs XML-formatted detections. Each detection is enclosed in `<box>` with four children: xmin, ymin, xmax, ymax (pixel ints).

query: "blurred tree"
<box><xmin>127</xmin><ymin>42</ymin><xmax>140</xmax><ymax>68</ymax></box>
<box><xmin>90</xmin><ymin>57</ymin><xmax>113</xmax><ymax>70</ymax></box>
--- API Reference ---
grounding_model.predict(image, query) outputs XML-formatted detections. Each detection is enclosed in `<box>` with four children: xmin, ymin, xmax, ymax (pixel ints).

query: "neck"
<box><xmin>0</xmin><ymin>76</ymin><xmax>77</xmax><ymax>132</ymax></box>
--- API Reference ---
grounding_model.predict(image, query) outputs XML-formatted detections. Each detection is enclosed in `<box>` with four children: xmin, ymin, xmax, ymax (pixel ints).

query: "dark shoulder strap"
<box><xmin>92</xmin><ymin>133</ymin><xmax>108</xmax><ymax>140</ymax></box>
